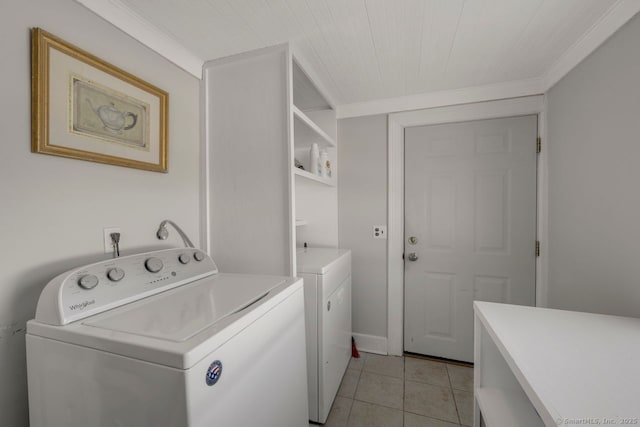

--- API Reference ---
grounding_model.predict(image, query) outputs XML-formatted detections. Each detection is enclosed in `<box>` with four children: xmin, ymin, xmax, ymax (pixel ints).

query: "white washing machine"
<box><xmin>26</xmin><ymin>248</ymin><xmax>308</xmax><ymax>427</ymax></box>
<box><xmin>297</xmin><ymin>248</ymin><xmax>351</xmax><ymax>424</ymax></box>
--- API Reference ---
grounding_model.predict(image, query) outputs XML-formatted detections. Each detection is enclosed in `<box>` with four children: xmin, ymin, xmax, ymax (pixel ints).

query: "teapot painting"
<box><xmin>86</xmin><ymin>99</ymin><xmax>138</xmax><ymax>133</ymax></box>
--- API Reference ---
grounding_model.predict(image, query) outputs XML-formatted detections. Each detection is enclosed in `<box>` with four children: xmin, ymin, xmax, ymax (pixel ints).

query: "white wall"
<box><xmin>0</xmin><ymin>1</ymin><xmax>201</xmax><ymax>425</ymax></box>
<box><xmin>338</xmin><ymin>115</ymin><xmax>388</xmax><ymax>340</ymax></box>
<box><xmin>547</xmin><ymin>13</ymin><xmax>640</xmax><ymax>317</ymax></box>
<box><xmin>295</xmin><ymin>177</ymin><xmax>339</xmax><ymax>248</ymax></box>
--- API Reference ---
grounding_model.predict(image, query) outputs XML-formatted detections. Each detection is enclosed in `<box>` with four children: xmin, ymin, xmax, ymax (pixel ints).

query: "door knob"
<box><xmin>407</xmin><ymin>252</ymin><xmax>418</xmax><ymax>261</ymax></box>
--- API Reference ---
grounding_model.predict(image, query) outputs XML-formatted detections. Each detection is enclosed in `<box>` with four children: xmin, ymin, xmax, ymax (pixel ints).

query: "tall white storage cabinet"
<box><xmin>297</xmin><ymin>248</ymin><xmax>352</xmax><ymax>424</ymax></box>
<box><xmin>202</xmin><ymin>45</ymin><xmax>338</xmax><ymax>276</ymax></box>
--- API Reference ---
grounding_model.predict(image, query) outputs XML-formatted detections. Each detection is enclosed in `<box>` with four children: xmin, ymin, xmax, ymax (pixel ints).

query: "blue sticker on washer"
<box><xmin>206</xmin><ymin>360</ymin><xmax>223</xmax><ymax>386</ymax></box>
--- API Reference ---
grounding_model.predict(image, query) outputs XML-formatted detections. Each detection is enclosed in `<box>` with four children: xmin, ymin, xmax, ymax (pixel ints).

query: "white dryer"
<box><xmin>297</xmin><ymin>248</ymin><xmax>351</xmax><ymax>424</ymax></box>
<box><xmin>26</xmin><ymin>248</ymin><xmax>308</xmax><ymax>427</ymax></box>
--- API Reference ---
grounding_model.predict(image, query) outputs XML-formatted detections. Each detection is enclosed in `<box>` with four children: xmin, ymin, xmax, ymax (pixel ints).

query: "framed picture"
<box><xmin>31</xmin><ymin>28</ymin><xmax>168</xmax><ymax>172</ymax></box>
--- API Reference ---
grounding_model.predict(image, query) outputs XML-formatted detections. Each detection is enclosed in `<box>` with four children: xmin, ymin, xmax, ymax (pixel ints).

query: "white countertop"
<box><xmin>474</xmin><ymin>302</ymin><xmax>640</xmax><ymax>425</ymax></box>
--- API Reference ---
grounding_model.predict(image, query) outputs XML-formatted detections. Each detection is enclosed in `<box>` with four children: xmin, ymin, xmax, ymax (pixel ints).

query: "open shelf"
<box><xmin>294</xmin><ymin>168</ymin><xmax>334</xmax><ymax>187</ymax></box>
<box><xmin>293</xmin><ymin>105</ymin><xmax>336</xmax><ymax>148</ymax></box>
<box><xmin>476</xmin><ymin>388</ymin><xmax>543</xmax><ymax>427</ymax></box>
<box><xmin>292</xmin><ymin>60</ymin><xmax>331</xmax><ymax>111</ymax></box>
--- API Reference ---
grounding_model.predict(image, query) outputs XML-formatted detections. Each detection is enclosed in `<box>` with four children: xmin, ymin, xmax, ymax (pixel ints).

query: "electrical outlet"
<box><xmin>103</xmin><ymin>227</ymin><xmax>120</xmax><ymax>254</ymax></box>
<box><xmin>373</xmin><ymin>225</ymin><xmax>387</xmax><ymax>239</ymax></box>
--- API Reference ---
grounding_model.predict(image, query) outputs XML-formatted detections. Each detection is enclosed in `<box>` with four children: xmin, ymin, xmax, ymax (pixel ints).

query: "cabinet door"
<box><xmin>205</xmin><ymin>46</ymin><xmax>293</xmax><ymax>276</ymax></box>
<box><xmin>320</xmin><ymin>275</ymin><xmax>351</xmax><ymax>422</ymax></box>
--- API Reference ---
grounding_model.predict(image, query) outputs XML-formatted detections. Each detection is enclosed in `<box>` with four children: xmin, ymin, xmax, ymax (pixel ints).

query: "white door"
<box><xmin>404</xmin><ymin>115</ymin><xmax>537</xmax><ymax>362</ymax></box>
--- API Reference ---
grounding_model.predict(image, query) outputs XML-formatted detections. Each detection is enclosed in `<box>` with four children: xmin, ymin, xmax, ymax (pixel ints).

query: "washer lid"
<box><xmin>296</xmin><ymin>248</ymin><xmax>351</xmax><ymax>274</ymax></box>
<box><xmin>83</xmin><ymin>274</ymin><xmax>282</xmax><ymax>342</ymax></box>
<box><xmin>27</xmin><ymin>274</ymin><xmax>302</xmax><ymax>369</ymax></box>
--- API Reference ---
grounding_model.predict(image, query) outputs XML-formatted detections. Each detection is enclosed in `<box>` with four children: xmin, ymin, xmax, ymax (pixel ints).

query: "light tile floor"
<box><xmin>318</xmin><ymin>352</ymin><xmax>474</xmax><ymax>427</ymax></box>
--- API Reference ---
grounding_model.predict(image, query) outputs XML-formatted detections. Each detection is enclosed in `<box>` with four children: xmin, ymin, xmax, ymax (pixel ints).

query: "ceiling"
<box><xmin>85</xmin><ymin>0</ymin><xmax>635</xmax><ymax>111</ymax></box>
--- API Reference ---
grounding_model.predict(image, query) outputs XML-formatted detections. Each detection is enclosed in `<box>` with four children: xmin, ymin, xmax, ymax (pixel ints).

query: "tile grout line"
<box><xmin>347</xmin><ymin>354</ymin><xmax>467</xmax><ymax>427</ymax></box>
<box><xmin>345</xmin><ymin>355</ymin><xmax>365</xmax><ymax>425</ymax></box>
<box><xmin>345</xmin><ymin>397</ymin><xmax>354</xmax><ymax>426</ymax></box>
<box><xmin>360</xmin><ymin>370</ymin><xmax>405</xmax><ymax>380</ymax></box>
<box><xmin>405</xmin><ymin>361</ymin><xmax>464</xmax><ymax>426</ymax></box>
<box><xmin>446</xmin><ymin>364</ymin><xmax>463</xmax><ymax>426</ymax></box>
<box><xmin>402</xmin><ymin>408</ymin><xmax>462</xmax><ymax>426</ymax></box>
<box><xmin>405</xmin><ymin>357</ymin><xmax>462</xmax><ymax>390</ymax></box>
<box><xmin>349</xmin><ymin>354</ymin><xmax>406</xmax><ymax>416</ymax></box>
<box><xmin>351</xmin><ymin>397</ymin><xmax>404</xmax><ymax>412</ymax></box>
<box><xmin>405</xmin><ymin>356</ymin><xmax>456</xmax><ymax>425</ymax></box>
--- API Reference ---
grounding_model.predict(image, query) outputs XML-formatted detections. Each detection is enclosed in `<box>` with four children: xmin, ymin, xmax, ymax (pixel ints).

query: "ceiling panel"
<box><xmin>444</xmin><ymin>0</ymin><xmax>545</xmax><ymax>87</ymax></box>
<box><xmin>321</xmin><ymin>0</ymin><xmax>382</xmax><ymax>101</ymax></box>
<box><xmin>119</xmin><ymin>0</ymin><xmax>621</xmax><ymax>105</ymax></box>
<box><xmin>492</xmin><ymin>0</ymin><xmax>615</xmax><ymax>81</ymax></box>
<box><xmin>415</xmin><ymin>0</ymin><xmax>466</xmax><ymax>93</ymax></box>
<box><xmin>297</xmin><ymin>0</ymin><xmax>364</xmax><ymax>101</ymax></box>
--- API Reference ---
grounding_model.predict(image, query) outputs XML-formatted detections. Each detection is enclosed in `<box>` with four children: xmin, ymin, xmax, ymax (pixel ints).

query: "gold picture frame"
<box><xmin>31</xmin><ymin>28</ymin><xmax>168</xmax><ymax>172</ymax></box>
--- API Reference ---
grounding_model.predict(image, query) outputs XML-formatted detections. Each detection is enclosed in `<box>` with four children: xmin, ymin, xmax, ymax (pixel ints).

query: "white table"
<box><xmin>474</xmin><ymin>301</ymin><xmax>640</xmax><ymax>427</ymax></box>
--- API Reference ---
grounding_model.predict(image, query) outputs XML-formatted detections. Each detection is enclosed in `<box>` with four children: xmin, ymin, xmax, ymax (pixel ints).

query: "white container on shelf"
<box><xmin>310</xmin><ymin>143</ymin><xmax>319</xmax><ymax>176</ymax></box>
<box><xmin>319</xmin><ymin>149</ymin><xmax>329</xmax><ymax>178</ymax></box>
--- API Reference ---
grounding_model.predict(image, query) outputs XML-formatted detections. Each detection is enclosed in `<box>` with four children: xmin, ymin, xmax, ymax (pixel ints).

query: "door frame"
<box><xmin>386</xmin><ymin>95</ymin><xmax>548</xmax><ymax>355</ymax></box>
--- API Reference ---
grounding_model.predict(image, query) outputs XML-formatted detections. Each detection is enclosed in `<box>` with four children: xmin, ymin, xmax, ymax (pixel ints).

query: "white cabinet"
<box><xmin>202</xmin><ymin>45</ymin><xmax>339</xmax><ymax>275</ymax></box>
<box><xmin>203</xmin><ymin>46</ymin><xmax>292</xmax><ymax>276</ymax></box>
<box><xmin>474</xmin><ymin>301</ymin><xmax>640</xmax><ymax>426</ymax></box>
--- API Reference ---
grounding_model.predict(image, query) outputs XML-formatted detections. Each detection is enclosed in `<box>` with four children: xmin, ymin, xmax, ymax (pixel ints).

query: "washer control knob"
<box><xmin>178</xmin><ymin>253</ymin><xmax>191</xmax><ymax>264</ymax></box>
<box><xmin>145</xmin><ymin>257</ymin><xmax>164</xmax><ymax>273</ymax></box>
<box><xmin>193</xmin><ymin>251</ymin><xmax>205</xmax><ymax>262</ymax></box>
<box><xmin>106</xmin><ymin>267</ymin><xmax>125</xmax><ymax>282</ymax></box>
<box><xmin>78</xmin><ymin>274</ymin><xmax>99</xmax><ymax>290</ymax></box>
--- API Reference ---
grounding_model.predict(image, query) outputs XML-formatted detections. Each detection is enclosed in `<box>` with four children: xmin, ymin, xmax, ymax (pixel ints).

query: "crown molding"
<box><xmin>336</xmin><ymin>77</ymin><xmax>544</xmax><ymax>119</ymax></box>
<box><xmin>337</xmin><ymin>0</ymin><xmax>640</xmax><ymax>119</ymax></box>
<box><xmin>542</xmin><ymin>0</ymin><xmax>640</xmax><ymax>91</ymax></box>
<box><xmin>75</xmin><ymin>0</ymin><xmax>639</xmax><ymax>107</ymax></box>
<box><xmin>75</xmin><ymin>0</ymin><xmax>204</xmax><ymax>78</ymax></box>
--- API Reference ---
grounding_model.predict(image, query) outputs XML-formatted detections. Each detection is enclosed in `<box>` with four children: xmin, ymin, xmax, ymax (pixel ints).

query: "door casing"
<box><xmin>386</xmin><ymin>95</ymin><xmax>548</xmax><ymax>356</ymax></box>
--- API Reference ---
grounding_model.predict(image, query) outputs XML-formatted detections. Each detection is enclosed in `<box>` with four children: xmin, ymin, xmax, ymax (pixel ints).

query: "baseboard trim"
<box><xmin>352</xmin><ymin>333</ymin><xmax>387</xmax><ymax>355</ymax></box>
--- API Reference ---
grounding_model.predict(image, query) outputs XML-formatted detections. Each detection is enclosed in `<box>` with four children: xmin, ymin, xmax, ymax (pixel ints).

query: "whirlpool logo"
<box><xmin>69</xmin><ymin>300</ymin><xmax>95</xmax><ymax>311</ymax></box>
